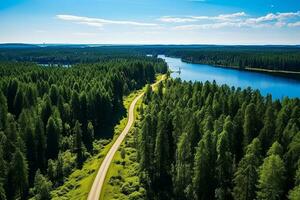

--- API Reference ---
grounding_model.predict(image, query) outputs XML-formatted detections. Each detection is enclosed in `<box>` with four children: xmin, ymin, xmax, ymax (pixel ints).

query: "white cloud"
<box><xmin>159</xmin><ymin>12</ymin><xmax>247</xmax><ymax>23</ymax></box>
<box><xmin>158</xmin><ymin>16</ymin><xmax>197</xmax><ymax>23</ymax></box>
<box><xmin>288</xmin><ymin>21</ymin><xmax>300</xmax><ymax>27</ymax></box>
<box><xmin>172</xmin><ymin>11</ymin><xmax>300</xmax><ymax>30</ymax></box>
<box><xmin>57</xmin><ymin>14</ymin><xmax>157</xmax><ymax>28</ymax></box>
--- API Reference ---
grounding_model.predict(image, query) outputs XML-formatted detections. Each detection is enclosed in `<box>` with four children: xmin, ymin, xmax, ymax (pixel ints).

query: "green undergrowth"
<box><xmin>100</xmin><ymin>94</ymin><xmax>145</xmax><ymax>200</ymax></box>
<box><xmin>100</xmin><ymin>75</ymin><xmax>165</xmax><ymax>200</ymax></box>
<box><xmin>51</xmin><ymin>75</ymin><xmax>164</xmax><ymax>200</ymax></box>
<box><xmin>50</xmin><ymin>89</ymin><xmax>144</xmax><ymax>200</ymax></box>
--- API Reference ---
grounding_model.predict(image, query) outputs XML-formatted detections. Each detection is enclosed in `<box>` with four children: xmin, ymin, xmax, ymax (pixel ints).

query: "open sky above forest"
<box><xmin>0</xmin><ymin>0</ymin><xmax>300</xmax><ymax>44</ymax></box>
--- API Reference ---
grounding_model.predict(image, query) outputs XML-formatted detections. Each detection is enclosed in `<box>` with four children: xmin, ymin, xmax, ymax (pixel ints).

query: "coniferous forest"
<box><xmin>0</xmin><ymin>46</ymin><xmax>299</xmax><ymax>200</ymax></box>
<box><xmin>0</xmin><ymin>57</ymin><xmax>167</xmax><ymax>200</ymax></box>
<box><xmin>138</xmin><ymin>79</ymin><xmax>300</xmax><ymax>200</ymax></box>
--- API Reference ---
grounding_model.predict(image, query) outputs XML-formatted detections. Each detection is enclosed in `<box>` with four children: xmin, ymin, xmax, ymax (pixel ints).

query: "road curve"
<box><xmin>87</xmin><ymin>77</ymin><xmax>163</xmax><ymax>200</ymax></box>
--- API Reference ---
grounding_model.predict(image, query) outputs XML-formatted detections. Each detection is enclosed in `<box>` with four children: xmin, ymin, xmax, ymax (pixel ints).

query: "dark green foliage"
<box><xmin>0</xmin><ymin>54</ymin><xmax>166</xmax><ymax>199</ymax></box>
<box><xmin>256</xmin><ymin>153</ymin><xmax>286</xmax><ymax>200</ymax></box>
<box><xmin>74</xmin><ymin>120</ymin><xmax>84</xmax><ymax>168</ymax></box>
<box><xmin>233</xmin><ymin>138</ymin><xmax>262</xmax><ymax>200</ymax></box>
<box><xmin>31</xmin><ymin>170</ymin><xmax>52</xmax><ymax>200</ymax></box>
<box><xmin>0</xmin><ymin>92</ymin><xmax>7</xmax><ymax>130</ymax></box>
<box><xmin>137</xmin><ymin>79</ymin><xmax>300</xmax><ymax>200</ymax></box>
<box><xmin>46</xmin><ymin>117</ymin><xmax>60</xmax><ymax>160</ymax></box>
<box><xmin>10</xmin><ymin>148</ymin><xmax>28</xmax><ymax>200</ymax></box>
<box><xmin>243</xmin><ymin>103</ymin><xmax>258</xmax><ymax>148</ymax></box>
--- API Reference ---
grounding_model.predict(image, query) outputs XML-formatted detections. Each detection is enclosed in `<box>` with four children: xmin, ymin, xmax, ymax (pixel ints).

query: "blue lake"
<box><xmin>158</xmin><ymin>55</ymin><xmax>300</xmax><ymax>100</ymax></box>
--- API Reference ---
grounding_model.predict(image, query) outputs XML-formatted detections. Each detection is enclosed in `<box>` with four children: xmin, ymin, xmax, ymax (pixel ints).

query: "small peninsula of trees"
<box><xmin>137</xmin><ymin>79</ymin><xmax>300</xmax><ymax>200</ymax></box>
<box><xmin>0</xmin><ymin>56</ymin><xmax>167</xmax><ymax>200</ymax></box>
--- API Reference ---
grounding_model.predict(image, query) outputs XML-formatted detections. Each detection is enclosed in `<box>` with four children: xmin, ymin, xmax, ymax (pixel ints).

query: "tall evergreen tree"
<box><xmin>233</xmin><ymin>138</ymin><xmax>262</xmax><ymax>200</ymax></box>
<box><xmin>215</xmin><ymin>130</ymin><xmax>233</xmax><ymax>200</ymax></box>
<box><xmin>74</xmin><ymin>120</ymin><xmax>84</xmax><ymax>168</ymax></box>
<box><xmin>0</xmin><ymin>92</ymin><xmax>7</xmax><ymax>131</ymax></box>
<box><xmin>174</xmin><ymin>132</ymin><xmax>192</xmax><ymax>199</ymax></box>
<box><xmin>243</xmin><ymin>103</ymin><xmax>258</xmax><ymax>148</ymax></box>
<box><xmin>193</xmin><ymin>131</ymin><xmax>216</xmax><ymax>200</ymax></box>
<box><xmin>35</xmin><ymin>119</ymin><xmax>46</xmax><ymax>172</ymax></box>
<box><xmin>256</xmin><ymin>143</ymin><xmax>286</xmax><ymax>200</ymax></box>
<box><xmin>31</xmin><ymin>169</ymin><xmax>52</xmax><ymax>200</ymax></box>
<box><xmin>259</xmin><ymin>106</ymin><xmax>275</xmax><ymax>154</ymax></box>
<box><xmin>10</xmin><ymin>148</ymin><xmax>28</xmax><ymax>200</ymax></box>
<box><xmin>46</xmin><ymin>117</ymin><xmax>60</xmax><ymax>159</ymax></box>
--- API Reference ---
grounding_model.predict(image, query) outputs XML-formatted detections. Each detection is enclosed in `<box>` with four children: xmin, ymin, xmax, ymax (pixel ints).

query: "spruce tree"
<box><xmin>35</xmin><ymin>119</ymin><xmax>46</xmax><ymax>172</ymax></box>
<box><xmin>174</xmin><ymin>132</ymin><xmax>192</xmax><ymax>199</ymax></box>
<box><xmin>0</xmin><ymin>92</ymin><xmax>7</xmax><ymax>130</ymax></box>
<box><xmin>243</xmin><ymin>103</ymin><xmax>257</xmax><ymax>148</ymax></box>
<box><xmin>256</xmin><ymin>145</ymin><xmax>286</xmax><ymax>200</ymax></box>
<box><xmin>46</xmin><ymin>117</ymin><xmax>60</xmax><ymax>159</ymax></box>
<box><xmin>233</xmin><ymin>138</ymin><xmax>262</xmax><ymax>200</ymax></box>
<box><xmin>193</xmin><ymin>131</ymin><xmax>216</xmax><ymax>200</ymax></box>
<box><xmin>31</xmin><ymin>169</ymin><xmax>52</xmax><ymax>200</ymax></box>
<box><xmin>10</xmin><ymin>148</ymin><xmax>28</xmax><ymax>200</ymax></box>
<box><xmin>74</xmin><ymin>120</ymin><xmax>84</xmax><ymax>168</ymax></box>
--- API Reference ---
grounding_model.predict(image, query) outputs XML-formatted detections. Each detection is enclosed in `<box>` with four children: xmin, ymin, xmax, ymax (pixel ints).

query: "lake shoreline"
<box><xmin>159</xmin><ymin>55</ymin><xmax>300</xmax><ymax>99</ymax></box>
<box><xmin>180</xmin><ymin>58</ymin><xmax>300</xmax><ymax>80</ymax></box>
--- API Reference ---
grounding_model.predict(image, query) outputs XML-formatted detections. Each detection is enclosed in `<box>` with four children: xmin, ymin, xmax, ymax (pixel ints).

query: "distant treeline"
<box><xmin>0</xmin><ymin>57</ymin><xmax>167</xmax><ymax>200</ymax></box>
<box><xmin>164</xmin><ymin>49</ymin><xmax>300</xmax><ymax>72</ymax></box>
<box><xmin>1</xmin><ymin>45</ymin><xmax>300</xmax><ymax>73</ymax></box>
<box><xmin>137</xmin><ymin>79</ymin><xmax>300</xmax><ymax>200</ymax></box>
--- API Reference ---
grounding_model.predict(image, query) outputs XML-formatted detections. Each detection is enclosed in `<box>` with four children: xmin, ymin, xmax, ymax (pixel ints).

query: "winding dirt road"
<box><xmin>87</xmin><ymin>77</ymin><xmax>163</xmax><ymax>200</ymax></box>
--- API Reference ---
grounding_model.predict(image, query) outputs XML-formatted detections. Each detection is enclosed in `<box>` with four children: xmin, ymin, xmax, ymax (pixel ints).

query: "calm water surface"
<box><xmin>158</xmin><ymin>55</ymin><xmax>300</xmax><ymax>99</ymax></box>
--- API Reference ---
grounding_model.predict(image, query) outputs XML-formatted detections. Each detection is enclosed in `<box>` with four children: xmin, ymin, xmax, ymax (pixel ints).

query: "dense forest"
<box><xmin>1</xmin><ymin>45</ymin><xmax>300</xmax><ymax>72</ymax></box>
<box><xmin>137</xmin><ymin>79</ymin><xmax>300</xmax><ymax>200</ymax></box>
<box><xmin>0</xmin><ymin>57</ymin><xmax>167</xmax><ymax>200</ymax></box>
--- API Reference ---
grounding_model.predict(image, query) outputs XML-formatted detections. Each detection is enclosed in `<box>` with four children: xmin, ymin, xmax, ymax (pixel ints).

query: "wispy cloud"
<box><xmin>288</xmin><ymin>21</ymin><xmax>300</xmax><ymax>27</ymax></box>
<box><xmin>158</xmin><ymin>12</ymin><xmax>247</xmax><ymax>23</ymax></box>
<box><xmin>57</xmin><ymin>14</ymin><xmax>157</xmax><ymax>28</ymax></box>
<box><xmin>172</xmin><ymin>11</ymin><xmax>300</xmax><ymax>30</ymax></box>
<box><xmin>158</xmin><ymin>16</ymin><xmax>198</xmax><ymax>23</ymax></box>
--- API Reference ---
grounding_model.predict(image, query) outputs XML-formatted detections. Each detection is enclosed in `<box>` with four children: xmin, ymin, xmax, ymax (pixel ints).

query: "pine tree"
<box><xmin>71</xmin><ymin>91</ymin><xmax>80</xmax><ymax>121</ymax></box>
<box><xmin>40</xmin><ymin>95</ymin><xmax>52</xmax><ymax>126</ymax></box>
<box><xmin>259</xmin><ymin>106</ymin><xmax>275</xmax><ymax>154</ymax></box>
<box><xmin>49</xmin><ymin>84</ymin><xmax>59</xmax><ymax>105</ymax></box>
<box><xmin>31</xmin><ymin>169</ymin><xmax>52</xmax><ymax>200</ymax></box>
<box><xmin>35</xmin><ymin>119</ymin><xmax>46</xmax><ymax>172</ymax></box>
<box><xmin>10</xmin><ymin>148</ymin><xmax>28</xmax><ymax>200</ymax></box>
<box><xmin>143</xmin><ymin>84</ymin><xmax>152</xmax><ymax>104</ymax></box>
<box><xmin>153</xmin><ymin>110</ymin><xmax>171</xmax><ymax>199</ymax></box>
<box><xmin>74</xmin><ymin>120</ymin><xmax>84</xmax><ymax>168</ymax></box>
<box><xmin>289</xmin><ymin>162</ymin><xmax>300</xmax><ymax>200</ymax></box>
<box><xmin>24</xmin><ymin>125</ymin><xmax>36</xmax><ymax>185</ymax></box>
<box><xmin>243</xmin><ymin>103</ymin><xmax>258</xmax><ymax>148</ymax></box>
<box><xmin>13</xmin><ymin>89</ymin><xmax>24</xmax><ymax>117</ymax></box>
<box><xmin>193</xmin><ymin>131</ymin><xmax>216</xmax><ymax>200</ymax></box>
<box><xmin>215</xmin><ymin>130</ymin><xmax>233</xmax><ymax>200</ymax></box>
<box><xmin>0</xmin><ymin>92</ymin><xmax>7</xmax><ymax>130</ymax></box>
<box><xmin>174</xmin><ymin>132</ymin><xmax>192</xmax><ymax>199</ymax></box>
<box><xmin>233</xmin><ymin>138</ymin><xmax>262</xmax><ymax>200</ymax></box>
<box><xmin>46</xmin><ymin>117</ymin><xmax>60</xmax><ymax>159</ymax></box>
<box><xmin>3</xmin><ymin>114</ymin><xmax>18</xmax><ymax>162</ymax></box>
<box><xmin>84</xmin><ymin>121</ymin><xmax>94</xmax><ymax>152</ymax></box>
<box><xmin>256</xmin><ymin>145</ymin><xmax>286</xmax><ymax>200</ymax></box>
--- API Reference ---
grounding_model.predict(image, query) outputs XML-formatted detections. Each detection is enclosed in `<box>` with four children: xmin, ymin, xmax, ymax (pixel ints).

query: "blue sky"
<box><xmin>0</xmin><ymin>0</ymin><xmax>300</xmax><ymax>44</ymax></box>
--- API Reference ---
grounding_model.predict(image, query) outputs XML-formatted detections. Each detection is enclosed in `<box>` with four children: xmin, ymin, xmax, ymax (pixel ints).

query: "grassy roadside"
<box><xmin>50</xmin><ymin>75</ymin><xmax>163</xmax><ymax>200</ymax></box>
<box><xmin>100</xmin><ymin>75</ymin><xmax>164</xmax><ymax>200</ymax></box>
<box><xmin>50</xmin><ymin>90</ymin><xmax>145</xmax><ymax>200</ymax></box>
